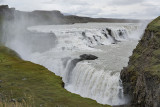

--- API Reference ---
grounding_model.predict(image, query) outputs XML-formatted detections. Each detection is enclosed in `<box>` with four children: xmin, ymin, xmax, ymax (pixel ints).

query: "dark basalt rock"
<box><xmin>79</xmin><ymin>54</ymin><xmax>98</xmax><ymax>60</ymax></box>
<box><xmin>118</xmin><ymin>30</ymin><xmax>123</xmax><ymax>36</ymax></box>
<box><xmin>0</xmin><ymin>5</ymin><xmax>9</xmax><ymax>10</ymax></box>
<box><xmin>102</xmin><ymin>29</ymin><xmax>120</xmax><ymax>44</ymax></box>
<box><xmin>106</xmin><ymin>28</ymin><xmax>112</xmax><ymax>36</ymax></box>
<box><xmin>62</xmin><ymin>54</ymin><xmax>98</xmax><ymax>70</ymax></box>
<box><xmin>63</xmin><ymin>54</ymin><xmax>98</xmax><ymax>83</ymax></box>
<box><xmin>82</xmin><ymin>32</ymin><xmax>86</xmax><ymax>38</ymax></box>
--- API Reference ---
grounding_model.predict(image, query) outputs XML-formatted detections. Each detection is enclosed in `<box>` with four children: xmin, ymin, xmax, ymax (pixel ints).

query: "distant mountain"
<box><xmin>0</xmin><ymin>5</ymin><xmax>141</xmax><ymax>26</ymax></box>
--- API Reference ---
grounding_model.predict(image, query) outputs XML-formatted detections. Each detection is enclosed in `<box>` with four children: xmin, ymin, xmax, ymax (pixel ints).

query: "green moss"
<box><xmin>145</xmin><ymin>65</ymin><xmax>160</xmax><ymax>77</ymax></box>
<box><xmin>0</xmin><ymin>46</ymin><xmax>110</xmax><ymax>107</ymax></box>
<box><xmin>127</xmin><ymin>66</ymin><xmax>134</xmax><ymax>71</ymax></box>
<box><xmin>153</xmin><ymin>49</ymin><xmax>160</xmax><ymax>56</ymax></box>
<box><xmin>131</xmin><ymin>53</ymin><xmax>141</xmax><ymax>61</ymax></box>
<box><xmin>147</xmin><ymin>16</ymin><xmax>160</xmax><ymax>32</ymax></box>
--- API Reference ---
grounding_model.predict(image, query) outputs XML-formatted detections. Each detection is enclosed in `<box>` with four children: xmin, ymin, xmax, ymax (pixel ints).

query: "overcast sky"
<box><xmin>1</xmin><ymin>0</ymin><xmax>160</xmax><ymax>19</ymax></box>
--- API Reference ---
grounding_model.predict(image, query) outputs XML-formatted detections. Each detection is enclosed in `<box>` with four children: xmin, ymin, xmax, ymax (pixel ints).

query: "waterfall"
<box><xmin>28</xmin><ymin>23</ymin><xmax>140</xmax><ymax>49</ymax></box>
<box><xmin>3</xmin><ymin>22</ymin><xmax>147</xmax><ymax>106</ymax></box>
<box><xmin>65</xmin><ymin>61</ymin><xmax>125</xmax><ymax>105</ymax></box>
<box><xmin>63</xmin><ymin>58</ymin><xmax>80</xmax><ymax>83</ymax></box>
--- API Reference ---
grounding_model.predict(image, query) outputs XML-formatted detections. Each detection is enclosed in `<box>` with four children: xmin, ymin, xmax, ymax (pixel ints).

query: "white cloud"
<box><xmin>1</xmin><ymin>0</ymin><xmax>160</xmax><ymax>19</ymax></box>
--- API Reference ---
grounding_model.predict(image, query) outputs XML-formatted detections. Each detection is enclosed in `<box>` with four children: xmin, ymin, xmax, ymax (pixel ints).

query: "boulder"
<box><xmin>79</xmin><ymin>54</ymin><xmax>98</xmax><ymax>60</ymax></box>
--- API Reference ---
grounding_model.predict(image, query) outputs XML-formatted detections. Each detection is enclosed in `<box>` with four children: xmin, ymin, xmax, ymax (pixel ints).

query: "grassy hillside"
<box><xmin>0</xmin><ymin>46</ymin><xmax>110</xmax><ymax>107</ymax></box>
<box><xmin>147</xmin><ymin>16</ymin><xmax>160</xmax><ymax>32</ymax></box>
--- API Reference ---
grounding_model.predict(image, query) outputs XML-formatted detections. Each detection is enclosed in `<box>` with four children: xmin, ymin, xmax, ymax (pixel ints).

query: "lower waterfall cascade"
<box><xmin>65</xmin><ymin>61</ymin><xmax>125</xmax><ymax>105</ymax></box>
<box><xmin>3</xmin><ymin>22</ymin><xmax>148</xmax><ymax>106</ymax></box>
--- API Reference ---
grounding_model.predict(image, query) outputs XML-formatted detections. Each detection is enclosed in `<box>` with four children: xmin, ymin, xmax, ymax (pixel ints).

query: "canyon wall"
<box><xmin>121</xmin><ymin>16</ymin><xmax>160</xmax><ymax>107</ymax></box>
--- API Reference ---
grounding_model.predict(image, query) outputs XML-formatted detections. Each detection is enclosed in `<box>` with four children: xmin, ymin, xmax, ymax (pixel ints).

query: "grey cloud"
<box><xmin>63</xmin><ymin>5</ymin><xmax>102</xmax><ymax>17</ymax></box>
<box><xmin>141</xmin><ymin>2</ymin><xmax>160</xmax><ymax>7</ymax></box>
<box><xmin>0</xmin><ymin>0</ymin><xmax>3</xmax><ymax>3</ymax></box>
<box><xmin>108</xmin><ymin>0</ymin><xmax>145</xmax><ymax>5</ymax></box>
<box><xmin>76</xmin><ymin>9</ymin><xmax>102</xmax><ymax>17</ymax></box>
<box><xmin>43</xmin><ymin>0</ymin><xmax>88</xmax><ymax>6</ymax></box>
<box><xmin>143</xmin><ymin>6</ymin><xmax>160</xmax><ymax>18</ymax></box>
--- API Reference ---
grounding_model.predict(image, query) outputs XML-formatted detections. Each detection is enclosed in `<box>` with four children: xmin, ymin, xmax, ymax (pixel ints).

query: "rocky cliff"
<box><xmin>121</xmin><ymin>16</ymin><xmax>160</xmax><ymax>107</ymax></box>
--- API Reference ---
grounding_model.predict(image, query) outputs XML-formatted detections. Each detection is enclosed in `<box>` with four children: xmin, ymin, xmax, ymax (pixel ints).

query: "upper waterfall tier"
<box><xmin>28</xmin><ymin>23</ymin><xmax>142</xmax><ymax>52</ymax></box>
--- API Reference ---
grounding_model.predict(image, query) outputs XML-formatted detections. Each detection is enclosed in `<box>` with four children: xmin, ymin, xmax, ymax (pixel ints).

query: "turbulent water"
<box><xmin>5</xmin><ymin>22</ymin><xmax>146</xmax><ymax>105</ymax></box>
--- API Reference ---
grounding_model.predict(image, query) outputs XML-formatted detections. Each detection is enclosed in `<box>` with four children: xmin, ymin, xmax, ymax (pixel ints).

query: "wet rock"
<box><xmin>106</xmin><ymin>28</ymin><xmax>112</xmax><ymax>36</ymax></box>
<box><xmin>118</xmin><ymin>30</ymin><xmax>123</xmax><ymax>36</ymax></box>
<box><xmin>79</xmin><ymin>54</ymin><xmax>98</xmax><ymax>60</ymax></box>
<box><xmin>64</xmin><ymin>54</ymin><xmax>98</xmax><ymax>83</ymax></box>
<box><xmin>82</xmin><ymin>32</ymin><xmax>86</xmax><ymax>38</ymax></box>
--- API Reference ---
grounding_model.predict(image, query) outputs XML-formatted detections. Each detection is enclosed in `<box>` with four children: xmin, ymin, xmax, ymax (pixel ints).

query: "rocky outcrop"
<box><xmin>79</xmin><ymin>54</ymin><xmax>98</xmax><ymax>60</ymax></box>
<box><xmin>71</xmin><ymin>54</ymin><xmax>98</xmax><ymax>69</ymax></box>
<box><xmin>121</xmin><ymin>16</ymin><xmax>160</xmax><ymax>107</ymax></box>
<box><xmin>0</xmin><ymin>5</ymin><xmax>15</xmax><ymax>20</ymax></box>
<box><xmin>64</xmin><ymin>54</ymin><xmax>98</xmax><ymax>68</ymax></box>
<box><xmin>62</xmin><ymin>54</ymin><xmax>98</xmax><ymax>84</ymax></box>
<box><xmin>62</xmin><ymin>54</ymin><xmax>98</xmax><ymax>70</ymax></box>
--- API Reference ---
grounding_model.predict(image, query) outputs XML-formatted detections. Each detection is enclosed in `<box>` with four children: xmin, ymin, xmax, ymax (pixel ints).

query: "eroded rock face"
<box><xmin>121</xmin><ymin>16</ymin><xmax>160</xmax><ymax>107</ymax></box>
